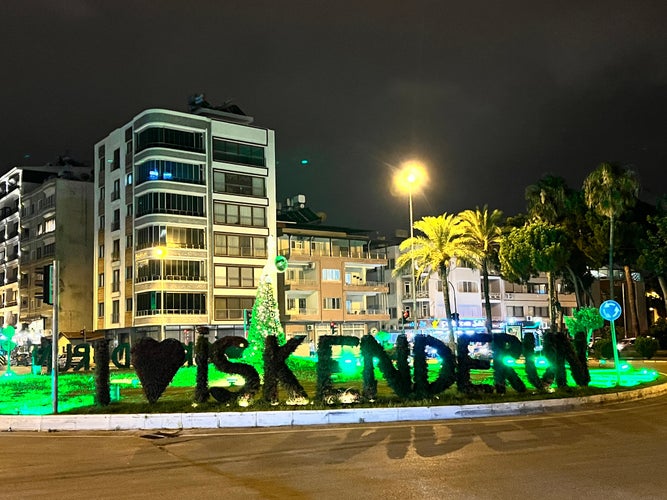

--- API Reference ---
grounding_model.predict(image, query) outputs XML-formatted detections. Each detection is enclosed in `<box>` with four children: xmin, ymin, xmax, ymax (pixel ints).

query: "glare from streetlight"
<box><xmin>394</xmin><ymin>160</ymin><xmax>428</xmax><ymax>195</ymax></box>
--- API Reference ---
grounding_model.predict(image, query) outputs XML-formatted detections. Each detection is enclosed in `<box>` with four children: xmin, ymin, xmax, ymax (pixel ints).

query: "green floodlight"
<box><xmin>535</xmin><ymin>357</ymin><xmax>549</xmax><ymax>368</ymax></box>
<box><xmin>502</xmin><ymin>356</ymin><xmax>516</xmax><ymax>366</ymax></box>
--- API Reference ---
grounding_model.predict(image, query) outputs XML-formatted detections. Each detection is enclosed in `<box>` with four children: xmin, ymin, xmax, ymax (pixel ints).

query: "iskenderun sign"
<box><xmin>103</xmin><ymin>330</ymin><xmax>589</xmax><ymax>406</ymax></box>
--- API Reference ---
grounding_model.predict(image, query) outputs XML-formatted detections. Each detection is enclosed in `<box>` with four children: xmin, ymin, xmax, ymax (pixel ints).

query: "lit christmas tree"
<box><xmin>242</xmin><ymin>274</ymin><xmax>286</xmax><ymax>374</ymax></box>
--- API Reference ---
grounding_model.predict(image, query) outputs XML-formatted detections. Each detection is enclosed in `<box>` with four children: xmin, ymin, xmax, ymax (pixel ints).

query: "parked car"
<box><xmin>617</xmin><ymin>337</ymin><xmax>636</xmax><ymax>352</ymax></box>
<box><xmin>616</xmin><ymin>337</ymin><xmax>637</xmax><ymax>356</ymax></box>
<box><xmin>58</xmin><ymin>353</ymin><xmax>84</xmax><ymax>370</ymax></box>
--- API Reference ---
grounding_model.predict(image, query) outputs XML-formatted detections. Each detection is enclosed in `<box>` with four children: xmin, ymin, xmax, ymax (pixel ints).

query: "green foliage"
<box><xmin>316</xmin><ymin>335</ymin><xmax>359</xmax><ymax>401</ymax></box>
<box><xmin>262</xmin><ymin>335</ymin><xmax>308</xmax><ymax>403</ymax></box>
<box><xmin>499</xmin><ymin>220</ymin><xmax>570</xmax><ymax>283</ymax></box>
<box><xmin>593</xmin><ymin>339</ymin><xmax>614</xmax><ymax>360</ymax></box>
<box><xmin>583</xmin><ymin>162</ymin><xmax>640</xmax><ymax>221</ymax></box>
<box><xmin>634</xmin><ymin>336</ymin><xmax>659</xmax><ymax>359</ymax></box>
<box><xmin>131</xmin><ymin>338</ymin><xmax>186</xmax><ymax>404</ymax></box>
<box><xmin>193</xmin><ymin>331</ymin><xmax>210</xmax><ymax>404</ymax></box>
<box><xmin>564</xmin><ymin>307</ymin><xmax>604</xmax><ymax>341</ymax></box>
<box><xmin>458</xmin><ymin>206</ymin><xmax>504</xmax><ymax>333</ymax></box>
<box><xmin>411</xmin><ymin>335</ymin><xmax>456</xmax><ymax>399</ymax></box>
<box><xmin>649</xmin><ymin>318</ymin><xmax>667</xmax><ymax>349</ymax></box>
<box><xmin>94</xmin><ymin>339</ymin><xmax>110</xmax><ymax>406</ymax></box>
<box><xmin>394</xmin><ymin>213</ymin><xmax>466</xmax><ymax>337</ymax></box>
<box><xmin>210</xmin><ymin>336</ymin><xmax>260</xmax><ymax>403</ymax></box>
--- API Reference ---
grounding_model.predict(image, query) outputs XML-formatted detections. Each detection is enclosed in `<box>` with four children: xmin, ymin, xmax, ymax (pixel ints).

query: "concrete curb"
<box><xmin>3</xmin><ymin>382</ymin><xmax>667</xmax><ymax>432</ymax></box>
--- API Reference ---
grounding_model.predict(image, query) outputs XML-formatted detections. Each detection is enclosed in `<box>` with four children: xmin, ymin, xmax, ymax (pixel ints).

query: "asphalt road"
<box><xmin>3</xmin><ymin>391</ymin><xmax>667</xmax><ymax>500</ymax></box>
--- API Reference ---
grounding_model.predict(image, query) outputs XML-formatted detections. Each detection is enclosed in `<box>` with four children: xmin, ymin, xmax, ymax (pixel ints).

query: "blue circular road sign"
<box><xmin>599</xmin><ymin>300</ymin><xmax>622</xmax><ymax>321</ymax></box>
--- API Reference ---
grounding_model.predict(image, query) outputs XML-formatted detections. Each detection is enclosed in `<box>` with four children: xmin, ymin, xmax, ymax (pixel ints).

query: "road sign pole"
<box><xmin>600</xmin><ymin>300</ymin><xmax>623</xmax><ymax>386</ymax></box>
<box><xmin>610</xmin><ymin>321</ymin><xmax>621</xmax><ymax>386</ymax></box>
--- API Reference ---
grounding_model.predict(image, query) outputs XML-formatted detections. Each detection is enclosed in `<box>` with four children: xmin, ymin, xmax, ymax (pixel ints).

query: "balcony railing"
<box><xmin>346</xmin><ymin>308</ymin><xmax>387</xmax><ymax>315</ymax></box>
<box><xmin>285</xmin><ymin>308</ymin><xmax>319</xmax><ymax>316</ymax></box>
<box><xmin>284</xmin><ymin>279</ymin><xmax>318</xmax><ymax>286</ymax></box>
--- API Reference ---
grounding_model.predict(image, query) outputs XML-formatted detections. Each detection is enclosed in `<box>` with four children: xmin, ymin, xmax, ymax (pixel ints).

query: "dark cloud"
<box><xmin>1</xmin><ymin>1</ymin><xmax>665</xmax><ymax>234</ymax></box>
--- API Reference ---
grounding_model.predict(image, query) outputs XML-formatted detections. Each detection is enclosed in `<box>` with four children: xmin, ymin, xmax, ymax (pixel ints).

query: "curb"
<box><xmin>3</xmin><ymin>382</ymin><xmax>667</xmax><ymax>432</ymax></box>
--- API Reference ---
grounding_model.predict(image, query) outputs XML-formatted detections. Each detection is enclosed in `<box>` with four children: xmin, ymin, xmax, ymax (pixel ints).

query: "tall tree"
<box><xmin>525</xmin><ymin>174</ymin><xmax>593</xmax><ymax>308</ymax></box>
<box><xmin>638</xmin><ymin>213</ymin><xmax>667</xmax><ymax>318</ymax></box>
<box><xmin>498</xmin><ymin>220</ymin><xmax>570</xmax><ymax>330</ymax></box>
<box><xmin>393</xmin><ymin>214</ymin><xmax>465</xmax><ymax>341</ymax></box>
<box><xmin>525</xmin><ymin>174</ymin><xmax>572</xmax><ymax>224</ymax></box>
<box><xmin>458</xmin><ymin>206</ymin><xmax>503</xmax><ymax>334</ymax></box>
<box><xmin>583</xmin><ymin>163</ymin><xmax>640</xmax><ymax>332</ymax></box>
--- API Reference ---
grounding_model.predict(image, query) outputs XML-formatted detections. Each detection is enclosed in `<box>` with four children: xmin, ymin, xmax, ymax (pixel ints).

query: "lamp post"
<box><xmin>156</xmin><ymin>247</ymin><xmax>166</xmax><ymax>340</ymax></box>
<box><xmin>394</xmin><ymin>161</ymin><xmax>427</xmax><ymax>329</ymax></box>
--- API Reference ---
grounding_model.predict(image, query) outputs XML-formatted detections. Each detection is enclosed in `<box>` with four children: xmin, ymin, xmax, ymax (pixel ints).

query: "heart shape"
<box><xmin>131</xmin><ymin>338</ymin><xmax>185</xmax><ymax>403</ymax></box>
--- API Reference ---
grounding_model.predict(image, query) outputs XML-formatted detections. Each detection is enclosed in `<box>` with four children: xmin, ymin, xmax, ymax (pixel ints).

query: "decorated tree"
<box><xmin>242</xmin><ymin>275</ymin><xmax>286</xmax><ymax>374</ymax></box>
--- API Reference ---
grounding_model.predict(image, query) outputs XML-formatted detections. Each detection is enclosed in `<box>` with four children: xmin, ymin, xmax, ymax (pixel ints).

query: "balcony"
<box><xmin>344</xmin><ymin>279</ymin><xmax>389</xmax><ymax>293</ymax></box>
<box><xmin>283</xmin><ymin>278</ymin><xmax>318</xmax><ymax>290</ymax></box>
<box><xmin>285</xmin><ymin>308</ymin><xmax>319</xmax><ymax>319</ymax></box>
<box><xmin>402</xmin><ymin>291</ymin><xmax>429</xmax><ymax>300</ymax></box>
<box><xmin>345</xmin><ymin>307</ymin><xmax>389</xmax><ymax>320</ymax></box>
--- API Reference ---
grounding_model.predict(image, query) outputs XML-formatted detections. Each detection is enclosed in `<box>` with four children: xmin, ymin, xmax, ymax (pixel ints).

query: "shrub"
<box><xmin>94</xmin><ymin>338</ymin><xmax>110</xmax><ymax>406</ymax></box>
<box><xmin>593</xmin><ymin>339</ymin><xmax>614</xmax><ymax>359</ymax></box>
<box><xmin>635</xmin><ymin>336</ymin><xmax>659</xmax><ymax>359</ymax></box>
<box><xmin>649</xmin><ymin>318</ymin><xmax>667</xmax><ymax>349</ymax></box>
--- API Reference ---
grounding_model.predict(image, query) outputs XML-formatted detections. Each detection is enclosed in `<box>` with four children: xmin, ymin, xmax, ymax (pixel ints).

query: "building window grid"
<box><xmin>213</xmin><ymin>202</ymin><xmax>266</xmax><ymax>228</ymax></box>
<box><xmin>212</xmin><ymin>171</ymin><xmax>266</xmax><ymax>197</ymax></box>
<box><xmin>213</xmin><ymin>233</ymin><xmax>267</xmax><ymax>258</ymax></box>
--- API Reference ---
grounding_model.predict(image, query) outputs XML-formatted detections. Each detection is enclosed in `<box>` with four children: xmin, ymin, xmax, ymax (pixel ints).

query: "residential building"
<box><xmin>0</xmin><ymin>164</ymin><xmax>94</xmax><ymax>343</ymax></box>
<box><xmin>385</xmin><ymin>243</ymin><xmax>578</xmax><ymax>334</ymax></box>
<box><xmin>276</xmin><ymin>197</ymin><xmax>390</xmax><ymax>343</ymax></box>
<box><xmin>94</xmin><ymin>99</ymin><xmax>276</xmax><ymax>344</ymax></box>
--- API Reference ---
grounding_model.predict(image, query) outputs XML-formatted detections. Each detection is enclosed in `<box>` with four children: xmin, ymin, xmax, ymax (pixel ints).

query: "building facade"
<box><xmin>94</xmin><ymin>106</ymin><xmax>276</xmax><ymax>344</ymax></box>
<box><xmin>385</xmin><ymin>246</ymin><xmax>578</xmax><ymax>333</ymax></box>
<box><xmin>276</xmin><ymin>203</ymin><xmax>390</xmax><ymax>343</ymax></box>
<box><xmin>0</xmin><ymin>165</ymin><xmax>94</xmax><ymax>344</ymax></box>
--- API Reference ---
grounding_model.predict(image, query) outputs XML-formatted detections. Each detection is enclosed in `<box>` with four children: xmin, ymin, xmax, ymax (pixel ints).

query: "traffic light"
<box><xmin>330</xmin><ymin>321</ymin><xmax>337</xmax><ymax>334</ymax></box>
<box><xmin>243</xmin><ymin>309</ymin><xmax>253</xmax><ymax>330</ymax></box>
<box><xmin>450</xmin><ymin>312</ymin><xmax>460</xmax><ymax>323</ymax></box>
<box><xmin>42</xmin><ymin>264</ymin><xmax>53</xmax><ymax>305</ymax></box>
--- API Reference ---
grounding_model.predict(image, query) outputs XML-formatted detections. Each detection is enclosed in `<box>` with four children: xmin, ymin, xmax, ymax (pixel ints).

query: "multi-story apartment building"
<box><xmin>94</xmin><ymin>101</ymin><xmax>276</xmax><ymax>344</ymax></box>
<box><xmin>0</xmin><ymin>164</ymin><xmax>93</xmax><ymax>343</ymax></box>
<box><xmin>276</xmin><ymin>197</ymin><xmax>390</xmax><ymax>343</ymax></box>
<box><xmin>385</xmin><ymin>244</ymin><xmax>578</xmax><ymax>333</ymax></box>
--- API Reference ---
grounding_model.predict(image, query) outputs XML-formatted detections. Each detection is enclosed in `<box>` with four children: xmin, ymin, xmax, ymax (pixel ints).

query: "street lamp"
<box><xmin>394</xmin><ymin>160</ymin><xmax>428</xmax><ymax>327</ymax></box>
<box><xmin>155</xmin><ymin>247</ymin><xmax>166</xmax><ymax>340</ymax></box>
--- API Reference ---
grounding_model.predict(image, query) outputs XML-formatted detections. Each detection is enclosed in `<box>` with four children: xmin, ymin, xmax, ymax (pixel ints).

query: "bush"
<box><xmin>592</xmin><ymin>339</ymin><xmax>614</xmax><ymax>359</ymax></box>
<box><xmin>649</xmin><ymin>318</ymin><xmax>667</xmax><ymax>349</ymax></box>
<box><xmin>635</xmin><ymin>336</ymin><xmax>660</xmax><ymax>359</ymax></box>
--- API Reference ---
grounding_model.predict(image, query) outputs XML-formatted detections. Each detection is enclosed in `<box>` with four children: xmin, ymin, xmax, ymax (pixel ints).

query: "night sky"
<box><xmin>2</xmin><ymin>1</ymin><xmax>665</xmax><ymax>235</ymax></box>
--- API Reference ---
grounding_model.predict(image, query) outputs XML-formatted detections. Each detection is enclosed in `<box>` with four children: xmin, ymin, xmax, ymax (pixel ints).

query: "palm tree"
<box><xmin>393</xmin><ymin>213</ymin><xmax>465</xmax><ymax>341</ymax></box>
<box><xmin>583</xmin><ymin>162</ymin><xmax>640</xmax><ymax>330</ymax></box>
<box><xmin>525</xmin><ymin>174</ymin><xmax>571</xmax><ymax>223</ymax></box>
<box><xmin>458</xmin><ymin>206</ymin><xmax>503</xmax><ymax>334</ymax></box>
<box><xmin>526</xmin><ymin>174</ymin><xmax>592</xmax><ymax>308</ymax></box>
